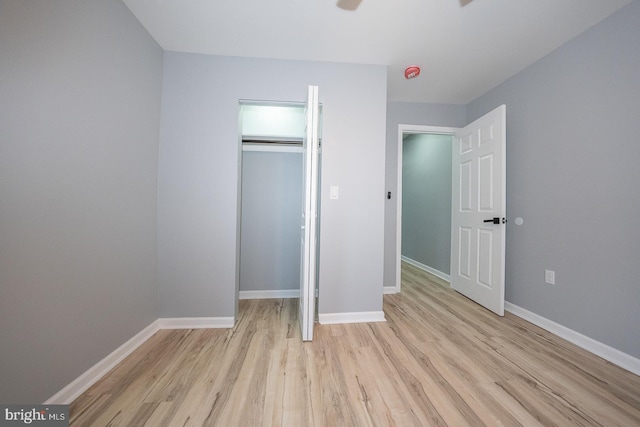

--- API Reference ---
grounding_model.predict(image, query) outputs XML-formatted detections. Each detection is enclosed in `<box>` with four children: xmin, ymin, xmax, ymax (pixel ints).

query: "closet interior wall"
<box><xmin>239</xmin><ymin>103</ymin><xmax>305</xmax><ymax>297</ymax></box>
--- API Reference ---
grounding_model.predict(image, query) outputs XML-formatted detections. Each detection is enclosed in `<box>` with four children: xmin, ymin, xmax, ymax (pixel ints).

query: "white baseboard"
<box><xmin>401</xmin><ymin>256</ymin><xmax>451</xmax><ymax>283</ymax></box>
<box><xmin>48</xmin><ymin>300</ymin><xmax>640</xmax><ymax>408</ymax></box>
<box><xmin>159</xmin><ymin>317</ymin><xmax>235</xmax><ymax>329</ymax></box>
<box><xmin>239</xmin><ymin>289</ymin><xmax>298</xmax><ymax>300</ymax></box>
<box><xmin>319</xmin><ymin>311</ymin><xmax>386</xmax><ymax>325</ymax></box>
<box><xmin>45</xmin><ymin>316</ymin><xmax>235</xmax><ymax>404</ymax></box>
<box><xmin>383</xmin><ymin>285</ymin><xmax>399</xmax><ymax>294</ymax></box>
<box><xmin>44</xmin><ymin>319</ymin><xmax>161</xmax><ymax>405</ymax></box>
<box><xmin>384</xmin><ymin>257</ymin><xmax>450</xmax><ymax>294</ymax></box>
<box><xmin>505</xmin><ymin>302</ymin><xmax>640</xmax><ymax>376</ymax></box>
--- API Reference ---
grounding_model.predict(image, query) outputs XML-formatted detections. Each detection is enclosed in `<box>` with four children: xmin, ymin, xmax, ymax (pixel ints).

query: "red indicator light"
<box><xmin>404</xmin><ymin>66</ymin><xmax>421</xmax><ymax>79</ymax></box>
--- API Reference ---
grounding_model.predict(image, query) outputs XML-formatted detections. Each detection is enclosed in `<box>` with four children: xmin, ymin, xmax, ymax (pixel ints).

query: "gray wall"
<box><xmin>240</xmin><ymin>151</ymin><xmax>302</xmax><ymax>291</ymax></box>
<box><xmin>401</xmin><ymin>134</ymin><xmax>452</xmax><ymax>275</ymax></box>
<box><xmin>384</xmin><ymin>102</ymin><xmax>466</xmax><ymax>286</ymax></box>
<box><xmin>468</xmin><ymin>1</ymin><xmax>640</xmax><ymax>358</ymax></box>
<box><xmin>0</xmin><ymin>0</ymin><xmax>163</xmax><ymax>403</ymax></box>
<box><xmin>157</xmin><ymin>53</ymin><xmax>387</xmax><ymax>318</ymax></box>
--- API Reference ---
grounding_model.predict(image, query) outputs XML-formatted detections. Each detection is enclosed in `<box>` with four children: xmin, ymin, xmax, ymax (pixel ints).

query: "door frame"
<box><xmin>391</xmin><ymin>124</ymin><xmax>458</xmax><ymax>294</ymax></box>
<box><xmin>235</xmin><ymin>99</ymin><xmax>308</xmax><ymax>321</ymax></box>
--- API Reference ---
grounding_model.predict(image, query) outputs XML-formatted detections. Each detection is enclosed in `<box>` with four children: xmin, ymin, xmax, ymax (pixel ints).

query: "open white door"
<box><xmin>450</xmin><ymin>105</ymin><xmax>506</xmax><ymax>316</ymax></box>
<box><xmin>299</xmin><ymin>85</ymin><xmax>319</xmax><ymax>341</ymax></box>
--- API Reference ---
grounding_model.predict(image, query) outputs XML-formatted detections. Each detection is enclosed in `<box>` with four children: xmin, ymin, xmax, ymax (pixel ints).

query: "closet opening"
<box><xmin>236</xmin><ymin>100</ymin><xmax>322</xmax><ymax>332</ymax></box>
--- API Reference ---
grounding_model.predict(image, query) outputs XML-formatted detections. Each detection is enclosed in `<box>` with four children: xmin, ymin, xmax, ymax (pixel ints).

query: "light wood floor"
<box><xmin>70</xmin><ymin>262</ymin><xmax>640</xmax><ymax>426</ymax></box>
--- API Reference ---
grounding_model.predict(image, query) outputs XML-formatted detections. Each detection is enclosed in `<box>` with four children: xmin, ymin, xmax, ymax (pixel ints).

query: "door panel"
<box><xmin>477</xmin><ymin>228</ymin><xmax>494</xmax><ymax>288</ymax></box>
<box><xmin>451</xmin><ymin>104</ymin><xmax>506</xmax><ymax>316</ymax></box>
<box><xmin>458</xmin><ymin>226</ymin><xmax>472</xmax><ymax>279</ymax></box>
<box><xmin>460</xmin><ymin>160</ymin><xmax>473</xmax><ymax>211</ymax></box>
<box><xmin>299</xmin><ymin>85</ymin><xmax>319</xmax><ymax>341</ymax></box>
<box><xmin>478</xmin><ymin>154</ymin><xmax>494</xmax><ymax>211</ymax></box>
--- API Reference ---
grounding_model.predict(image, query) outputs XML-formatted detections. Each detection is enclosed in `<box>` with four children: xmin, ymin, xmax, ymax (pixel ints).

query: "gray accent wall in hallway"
<box><xmin>0</xmin><ymin>1</ymin><xmax>163</xmax><ymax>403</ymax></box>
<box><xmin>467</xmin><ymin>1</ymin><xmax>640</xmax><ymax>358</ymax></box>
<box><xmin>401</xmin><ymin>134</ymin><xmax>452</xmax><ymax>275</ymax></box>
<box><xmin>384</xmin><ymin>102</ymin><xmax>466</xmax><ymax>287</ymax></box>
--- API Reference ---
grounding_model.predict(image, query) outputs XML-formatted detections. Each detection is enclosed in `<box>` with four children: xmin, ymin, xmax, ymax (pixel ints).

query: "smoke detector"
<box><xmin>404</xmin><ymin>66</ymin><xmax>421</xmax><ymax>80</ymax></box>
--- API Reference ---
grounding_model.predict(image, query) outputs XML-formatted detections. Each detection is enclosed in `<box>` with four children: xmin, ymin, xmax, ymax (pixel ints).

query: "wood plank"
<box><xmin>70</xmin><ymin>262</ymin><xmax>640</xmax><ymax>426</ymax></box>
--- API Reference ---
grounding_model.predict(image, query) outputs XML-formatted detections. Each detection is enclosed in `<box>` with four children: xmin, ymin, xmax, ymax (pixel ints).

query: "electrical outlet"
<box><xmin>545</xmin><ymin>269</ymin><xmax>555</xmax><ymax>285</ymax></box>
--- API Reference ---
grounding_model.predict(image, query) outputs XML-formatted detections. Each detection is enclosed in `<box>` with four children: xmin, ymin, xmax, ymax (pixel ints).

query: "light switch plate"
<box><xmin>330</xmin><ymin>186</ymin><xmax>339</xmax><ymax>200</ymax></box>
<box><xmin>545</xmin><ymin>269</ymin><xmax>555</xmax><ymax>285</ymax></box>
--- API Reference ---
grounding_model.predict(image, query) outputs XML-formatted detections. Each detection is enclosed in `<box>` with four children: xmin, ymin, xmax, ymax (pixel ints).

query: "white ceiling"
<box><xmin>122</xmin><ymin>0</ymin><xmax>630</xmax><ymax>104</ymax></box>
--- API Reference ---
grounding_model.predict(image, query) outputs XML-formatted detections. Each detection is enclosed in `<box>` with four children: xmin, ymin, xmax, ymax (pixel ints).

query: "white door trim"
<box><xmin>299</xmin><ymin>85</ymin><xmax>320</xmax><ymax>341</ymax></box>
<box><xmin>389</xmin><ymin>124</ymin><xmax>459</xmax><ymax>294</ymax></box>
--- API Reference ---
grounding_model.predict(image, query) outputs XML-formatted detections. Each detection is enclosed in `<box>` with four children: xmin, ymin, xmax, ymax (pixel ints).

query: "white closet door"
<box><xmin>299</xmin><ymin>86</ymin><xmax>319</xmax><ymax>341</ymax></box>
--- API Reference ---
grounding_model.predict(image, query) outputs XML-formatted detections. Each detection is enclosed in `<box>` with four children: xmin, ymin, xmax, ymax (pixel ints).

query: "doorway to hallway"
<box><xmin>392</xmin><ymin>105</ymin><xmax>507</xmax><ymax>316</ymax></box>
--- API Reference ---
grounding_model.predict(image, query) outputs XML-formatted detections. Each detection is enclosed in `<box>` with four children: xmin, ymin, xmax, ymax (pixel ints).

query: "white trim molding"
<box><xmin>158</xmin><ymin>317</ymin><xmax>236</xmax><ymax>329</ymax></box>
<box><xmin>242</xmin><ymin>144</ymin><xmax>303</xmax><ymax>153</ymax></box>
<box><xmin>319</xmin><ymin>311</ymin><xmax>386</xmax><ymax>325</ymax></box>
<box><xmin>45</xmin><ymin>316</ymin><xmax>235</xmax><ymax>404</ymax></box>
<box><xmin>44</xmin><ymin>320</ymin><xmax>161</xmax><ymax>405</ymax></box>
<box><xmin>239</xmin><ymin>289</ymin><xmax>299</xmax><ymax>300</ymax></box>
<box><xmin>401</xmin><ymin>256</ymin><xmax>451</xmax><ymax>284</ymax></box>
<box><xmin>505</xmin><ymin>302</ymin><xmax>640</xmax><ymax>376</ymax></box>
<box><xmin>385</xmin><ymin>257</ymin><xmax>451</xmax><ymax>294</ymax></box>
<box><xmin>383</xmin><ymin>285</ymin><xmax>399</xmax><ymax>295</ymax></box>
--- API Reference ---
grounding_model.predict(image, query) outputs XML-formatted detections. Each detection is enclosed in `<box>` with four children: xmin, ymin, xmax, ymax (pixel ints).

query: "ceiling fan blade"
<box><xmin>337</xmin><ymin>0</ymin><xmax>363</xmax><ymax>11</ymax></box>
<box><xmin>338</xmin><ymin>0</ymin><xmax>470</xmax><ymax>11</ymax></box>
